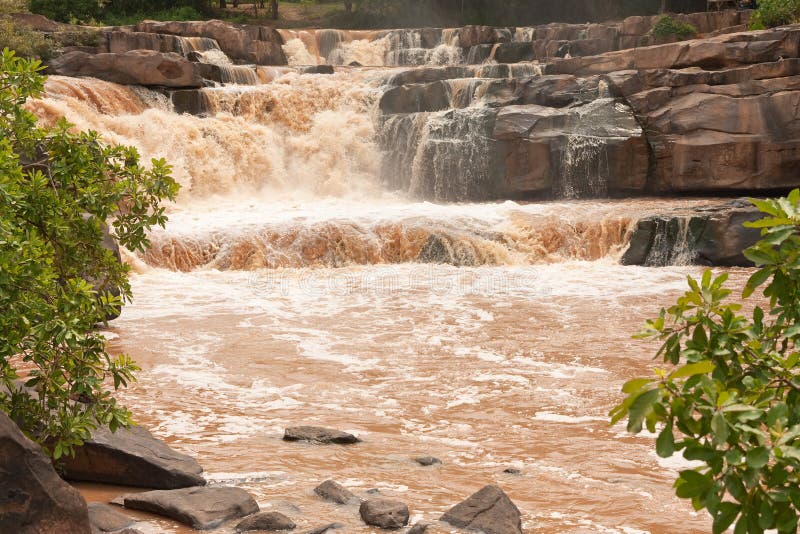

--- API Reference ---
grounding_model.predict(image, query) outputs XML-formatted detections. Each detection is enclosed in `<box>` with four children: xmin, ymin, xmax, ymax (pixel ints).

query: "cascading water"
<box><xmin>30</xmin><ymin>34</ymin><xmax>740</xmax><ymax>532</ymax></box>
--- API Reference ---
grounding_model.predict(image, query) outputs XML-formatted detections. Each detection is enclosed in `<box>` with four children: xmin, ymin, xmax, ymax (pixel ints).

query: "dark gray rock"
<box><xmin>441</xmin><ymin>485</ymin><xmax>522</xmax><ymax>534</ymax></box>
<box><xmin>236</xmin><ymin>511</ymin><xmax>296</xmax><ymax>531</ymax></box>
<box><xmin>305</xmin><ymin>523</ymin><xmax>344</xmax><ymax>534</ymax></box>
<box><xmin>407</xmin><ymin>523</ymin><xmax>429</xmax><ymax>534</ymax></box>
<box><xmin>283</xmin><ymin>426</ymin><xmax>360</xmax><ymax>445</ymax></box>
<box><xmin>503</xmin><ymin>467</ymin><xmax>522</xmax><ymax>475</ymax></box>
<box><xmin>119</xmin><ymin>486</ymin><xmax>258</xmax><ymax>530</ymax></box>
<box><xmin>414</xmin><ymin>456</ymin><xmax>441</xmax><ymax>466</ymax></box>
<box><xmin>88</xmin><ymin>502</ymin><xmax>135</xmax><ymax>532</ymax></box>
<box><xmin>314</xmin><ymin>480</ymin><xmax>358</xmax><ymax>504</ymax></box>
<box><xmin>359</xmin><ymin>498</ymin><xmax>410</xmax><ymax>529</ymax></box>
<box><xmin>61</xmin><ymin>425</ymin><xmax>205</xmax><ymax>489</ymax></box>
<box><xmin>301</xmin><ymin>65</ymin><xmax>335</xmax><ymax>74</ymax></box>
<box><xmin>0</xmin><ymin>411</ymin><xmax>92</xmax><ymax>534</ymax></box>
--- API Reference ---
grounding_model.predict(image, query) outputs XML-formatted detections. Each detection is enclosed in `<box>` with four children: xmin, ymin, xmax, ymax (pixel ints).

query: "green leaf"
<box><xmin>743</xmin><ymin>268</ymin><xmax>772</xmax><ymax>298</ymax></box>
<box><xmin>627</xmin><ymin>388</ymin><xmax>661</xmax><ymax>434</ymax></box>
<box><xmin>746</xmin><ymin>447</ymin><xmax>770</xmax><ymax>469</ymax></box>
<box><xmin>713</xmin><ymin>502</ymin><xmax>741</xmax><ymax>534</ymax></box>
<box><xmin>669</xmin><ymin>361</ymin><xmax>715</xmax><ymax>380</ymax></box>
<box><xmin>656</xmin><ymin>424</ymin><xmax>675</xmax><ymax>458</ymax></box>
<box><xmin>676</xmin><ymin>469</ymin><xmax>713</xmax><ymax>498</ymax></box>
<box><xmin>711</xmin><ymin>412</ymin><xmax>729</xmax><ymax>446</ymax></box>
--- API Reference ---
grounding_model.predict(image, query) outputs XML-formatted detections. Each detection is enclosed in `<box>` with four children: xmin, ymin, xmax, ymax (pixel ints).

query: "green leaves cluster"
<box><xmin>652</xmin><ymin>14</ymin><xmax>697</xmax><ymax>40</ymax></box>
<box><xmin>750</xmin><ymin>0</ymin><xmax>800</xmax><ymax>29</ymax></box>
<box><xmin>0</xmin><ymin>49</ymin><xmax>179</xmax><ymax>458</ymax></box>
<box><xmin>612</xmin><ymin>190</ymin><xmax>800</xmax><ymax>533</ymax></box>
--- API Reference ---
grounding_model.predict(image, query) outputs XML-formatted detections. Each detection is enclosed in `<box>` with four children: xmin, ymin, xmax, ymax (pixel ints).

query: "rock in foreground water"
<box><xmin>119</xmin><ymin>486</ymin><xmax>258</xmax><ymax>530</ymax></box>
<box><xmin>61</xmin><ymin>425</ymin><xmax>205</xmax><ymax>489</ymax></box>
<box><xmin>0</xmin><ymin>412</ymin><xmax>92</xmax><ymax>534</ymax></box>
<box><xmin>413</xmin><ymin>456</ymin><xmax>441</xmax><ymax>466</ymax></box>
<box><xmin>305</xmin><ymin>524</ymin><xmax>344</xmax><ymax>534</ymax></box>
<box><xmin>88</xmin><ymin>502</ymin><xmax>135</xmax><ymax>532</ymax></box>
<box><xmin>283</xmin><ymin>426</ymin><xmax>360</xmax><ymax>444</ymax></box>
<box><xmin>235</xmin><ymin>511</ymin><xmax>296</xmax><ymax>531</ymax></box>
<box><xmin>441</xmin><ymin>485</ymin><xmax>522</xmax><ymax>534</ymax></box>
<box><xmin>314</xmin><ymin>480</ymin><xmax>358</xmax><ymax>504</ymax></box>
<box><xmin>359</xmin><ymin>498</ymin><xmax>410</xmax><ymax>529</ymax></box>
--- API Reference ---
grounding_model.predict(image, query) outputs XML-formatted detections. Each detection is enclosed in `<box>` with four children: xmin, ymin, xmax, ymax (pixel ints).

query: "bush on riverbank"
<box><xmin>612</xmin><ymin>191</ymin><xmax>800</xmax><ymax>533</ymax></box>
<box><xmin>750</xmin><ymin>0</ymin><xmax>800</xmax><ymax>28</ymax></box>
<box><xmin>651</xmin><ymin>15</ymin><xmax>697</xmax><ymax>40</ymax></box>
<box><xmin>0</xmin><ymin>49</ymin><xmax>179</xmax><ymax>459</ymax></box>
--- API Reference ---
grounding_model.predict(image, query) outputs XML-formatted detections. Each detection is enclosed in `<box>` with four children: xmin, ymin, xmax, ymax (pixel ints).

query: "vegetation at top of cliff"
<box><xmin>651</xmin><ymin>14</ymin><xmax>697</xmax><ymax>40</ymax></box>
<box><xmin>0</xmin><ymin>49</ymin><xmax>179</xmax><ymax>459</ymax></box>
<box><xmin>750</xmin><ymin>0</ymin><xmax>800</xmax><ymax>29</ymax></box>
<box><xmin>612</xmin><ymin>190</ymin><xmax>800</xmax><ymax>533</ymax></box>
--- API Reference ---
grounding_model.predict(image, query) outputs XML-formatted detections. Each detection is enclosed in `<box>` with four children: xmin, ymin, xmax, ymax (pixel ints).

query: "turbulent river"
<box><xmin>31</xmin><ymin>42</ymin><xmax>754</xmax><ymax>532</ymax></box>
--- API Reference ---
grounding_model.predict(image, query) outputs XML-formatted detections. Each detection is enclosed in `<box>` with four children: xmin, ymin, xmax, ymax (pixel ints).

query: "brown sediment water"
<box><xmin>30</xmin><ymin>67</ymin><xmax>745</xmax><ymax>533</ymax></box>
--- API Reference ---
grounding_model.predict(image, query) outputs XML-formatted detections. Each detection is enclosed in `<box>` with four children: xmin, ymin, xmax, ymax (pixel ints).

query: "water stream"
<box><xmin>30</xmin><ymin>44</ymin><xmax>742</xmax><ymax>533</ymax></box>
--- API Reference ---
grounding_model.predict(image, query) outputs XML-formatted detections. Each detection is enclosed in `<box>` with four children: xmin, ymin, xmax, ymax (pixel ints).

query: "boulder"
<box><xmin>88</xmin><ymin>502</ymin><xmax>135</xmax><ymax>532</ymax></box>
<box><xmin>135</xmin><ymin>20</ymin><xmax>286</xmax><ymax>65</ymax></box>
<box><xmin>47</xmin><ymin>50</ymin><xmax>207</xmax><ymax>88</ymax></box>
<box><xmin>283</xmin><ymin>426</ymin><xmax>360</xmax><ymax>444</ymax></box>
<box><xmin>118</xmin><ymin>486</ymin><xmax>259</xmax><ymax>530</ymax></box>
<box><xmin>235</xmin><ymin>511</ymin><xmax>296</xmax><ymax>531</ymax></box>
<box><xmin>379</xmin><ymin>81</ymin><xmax>452</xmax><ymax>114</ymax></box>
<box><xmin>314</xmin><ymin>480</ymin><xmax>358</xmax><ymax>504</ymax></box>
<box><xmin>621</xmin><ymin>200</ymin><xmax>762</xmax><ymax>266</ymax></box>
<box><xmin>441</xmin><ymin>485</ymin><xmax>522</xmax><ymax>534</ymax></box>
<box><xmin>407</xmin><ymin>523</ymin><xmax>429</xmax><ymax>534</ymax></box>
<box><xmin>0</xmin><ymin>411</ymin><xmax>91</xmax><ymax>534</ymax></box>
<box><xmin>61</xmin><ymin>425</ymin><xmax>205</xmax><ymax>489</ymax></box>
<box><xmin>413</xmin><ymin>456</ymin><xmax>441</xmax><ymax>466</ymax></box>
<box><xmin>359</xmin><ymin>498</ymin><xmax>410</xmax><ymax>529</ymax></box>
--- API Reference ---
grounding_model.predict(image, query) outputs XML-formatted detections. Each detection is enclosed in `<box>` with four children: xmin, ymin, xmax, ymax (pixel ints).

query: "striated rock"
<box><xmin>283</xmin><ymin>426</ymin><xmax>360</xmax><ymax>444</ymax></box>
<box><xmin>379</xmin><ymin>81</ymin><xmax>451</xmax><ymax>114</ymax></box>
<box><xmin>441</xmin><ymin>485</ymin><xmax>522</xmax><ymax>534</ymax></box>
<box><xmin>0</xmin><ymin>412</ymin><xmax>91</xmax><ymax>534</ymax></box>
<box><xmin>118</xmin><ymin>486</ymin><xmax>258</xmax><ymax>530</ymax></box>
<box><xmin>413</xmin><ymin>456</ymin><xmax>441</xmax><ymax>466</ymax></box>
<box><xmin>88</xmin><ymin>502</ymin><xmax>135</xmax><ymax>532</ymax></box>
<box><xmin>621</xmin><ymin>200</ymin><xmax>762</xmax><ymax>266</ymax></box>
<box><xmin>359</xmin><ymin>498</ymin><xmax>410</xmax><ymax>529</ymax></box>
<box><xmin>135</xmin><ymin>20</ymin><xmax>286</xmax><ymax>65</ymax></box>
<box><xmin>47</xmin><ymin>50</ymin><xmax>207</xmax><ymax>88</ymax></box>
<box><xmin>235</xmin><ymin>511</ymin><xmax>296</xmax><ymax>531</ymax></box>
<box><xmin>61</xmin><ymin>425</ymin><xmax>205</xmax><ymax>489</ymax></box>
<box><xmin>314</xmin><ymin>480</ymin><xmax>358</xmax><ymax>504</ymax></box>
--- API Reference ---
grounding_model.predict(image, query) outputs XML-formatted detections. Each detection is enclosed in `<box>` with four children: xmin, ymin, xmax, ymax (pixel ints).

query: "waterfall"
<box><xmin>556</xmin><ymin>135</ymin><xmax>610</xmax><ymax>199</ymax></box>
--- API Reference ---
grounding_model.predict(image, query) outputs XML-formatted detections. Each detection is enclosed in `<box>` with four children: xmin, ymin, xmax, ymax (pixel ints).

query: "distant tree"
<box><xmin>271</xmin><ymin>0</ymin><xmax>277</xmax><ymax>19</ymax></box>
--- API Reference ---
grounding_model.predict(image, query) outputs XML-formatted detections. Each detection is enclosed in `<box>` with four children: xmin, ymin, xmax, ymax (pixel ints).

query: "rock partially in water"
<box><xmin>61</xmin><ymin>425</ymin><xmax>205</xmax><ymax>489</ymax></box>
<box><xmin>413</xmin><ymin>456</ymin><xmax>441</xmax><ymax>466</ymax></box>
<box><xmin>314</xmin><ymin>480</ymin><xmax>358</xmax><ymax>504</ymax></box>
<box><xmin>441</xmin><ymin>485</ymin><xmax>523</xmax><ymax>534</ymax></box>
<box><xmin>503</xmin><ymin>467</ymin><xmax>522</xmax><ymax>475</ymax></box>
<box><xmin>359</xmin><ymin>498</ymin><xmax>410</xmax><ymax>529</ymax></box>
<box><xmin>305</xmin><ymin>523</ymin><xmax>344</xmax><ymax>534</ymax></box>
<box><xmin>407</xmin><ymin>523</ymin><xmax>429</xmax><ymax>534</ymax></box>
<box><xmin>235</xmin><ymin>511</ymin><xmax>296</xmax><ymax>531</ymax></box>
<box><xmin>0</xmin><ymin>411</ymin><xmax>92</xmax><ymax>534</ymax></box>
<box><xmin>118</xmin><ymin>486</ymin><xmax>258</xmax><ymax>530</ymax></box>
<box><xmin>88</xmin><ymin>502</ymin><xmax>135</xmax><ymax>532</ymax></box>
<box><xmin>283</xmin><ymin>426</ymin><xmax>360</xmax><ymax>444</ymax></box>
<box><xmin>621</xmin><ymin>199</ymin><xmax>762</xmax><ymax>267</ymax></box>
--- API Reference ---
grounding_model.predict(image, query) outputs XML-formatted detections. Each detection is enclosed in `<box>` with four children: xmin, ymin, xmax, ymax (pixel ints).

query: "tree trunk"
<box><xmin>271</xmin><ymin>0</ymin><xmax>278</xmax><ymax>19</ymax></box>
<box><xmin>344</xmin><ymin>0</ymin><xmax>352</xmax><ymax>13</ymax></box>
<box><xmin>219</xmin><ymin>0</ymin><xmax>226</xmax><ymax>8</ymax></box>
<box><xmin>660</xmin><ymin>0</ymin><xmax>668</xmax><ymax>12</ymax></box>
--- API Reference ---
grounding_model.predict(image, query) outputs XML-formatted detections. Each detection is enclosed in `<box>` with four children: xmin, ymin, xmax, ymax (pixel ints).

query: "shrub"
<box><xmin>750</xmin><ymin>0</ymin><xmax>800</xmax><ymax>29</ymax></box>
<box><xmin>0</xmin><ymin>17</ymin><xmax>54</xmax><ymax>59</ymax></box>
<box><xmin>612</xmin><ymin>190</ymin><xmax>800</xmax><ymax>534</ymax></box>
<box><xmin>651</xmin><ymin>14</ymin><xmax>697</xmax><ymax>40</ymax></box>
<box><xmin>0</xmin><ymin>49</ymin><xmax>179</xmax><ymax>459</ymax></box>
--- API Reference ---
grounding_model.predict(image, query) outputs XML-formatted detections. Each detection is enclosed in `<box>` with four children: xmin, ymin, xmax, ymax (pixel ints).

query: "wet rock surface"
<box><xmin>359</xmin><ymin>498</ymin><xmax>410</xmax><ymax>529</ymax></box>
<box><xmin>314</xmin><ymin>480</ymin><xmax>358</xmax><ymax>504</ymax></box>
<box><xmin>283</xmin><ymin>426</ymin><xmax>361</xmax><ymax>444</ymax></box>
<box><xmin>441</xmin><ymin>485</ymin><xmax>523</xmax><ymax>534</ymax></box>
<box><xmin>235</xmin><ymin>511</ymin><xmax>296</xmax><ymax>531</ymax></box>
<box><xmin>117</xmin><ymin>486</ymin><xmax>258</xmax><ymax>530</ymax></box>
<box><xmin>0</xmin><ymin>411</ymin><xmax>92</xmax><ymax>534</ymax></box>
<box><xmin>61</xmin><ymin>425</ymin><xmax>205</xmax><ymax>489</ymax></box>
<box><xmin>88</xmin><ymin>502</ymin><xmax>135</xmax><ymax>532</ymax></box>
<box><xmin>413</xmin><ymin>456</ymin><xmax>441</xmax><ymax>466</ymax></box>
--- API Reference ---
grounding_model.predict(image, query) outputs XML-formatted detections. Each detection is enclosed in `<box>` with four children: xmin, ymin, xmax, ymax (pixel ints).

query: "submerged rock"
<box><xmin>61</xmin><ymin>425</ymin><xmax>205</xmax><ymax>489</ymax></box>
<box><xmin>88</xmin><ymin>502</ymin><xmax>135</xmax><ymax>532</ymax></box>
<box><xmin>413</xmin><ymin>456</ymin><xmax>441</xmax><ymax>466</ymax></box>
<box><xmin>118</xmin><ymin>486</ymin><xmax>258</xmax><ymax>530</ymax></box>
<box><xmin>235</xmin><ymin>511</ymin><xmax>296</xmax><ymax>531</ymax></box>
<box><xmin>314</xmin><ymin>480</ymin><xmax>358</xmax><ymax>504</ymax></box>
<box><xmin>441</xmin><ymin>485</ymin><xmax>523</xmax><ymax>534</ymax></box>
<box><xmin>407</xmin><ymin>523</ymin><xmax>429</xmax><ymax>534</ymax></box>
<box><xmin>305</xmin><ymin>523</ymin><xmax>344</xmax><ymax>534</ymax></box>
<box><xmin>0</xmin><ymin>411</ymin><xmax>92</xmax><ymax>534</ymax></box>
<box><xmin>359</xmin><ymin>498</ymin><xmax>410</xmax><ymax>529</ymax></box>
<box><xmin>283</xmin><ymin>426</ymin><xmax>360</xmax><ymax>444</ymax></box>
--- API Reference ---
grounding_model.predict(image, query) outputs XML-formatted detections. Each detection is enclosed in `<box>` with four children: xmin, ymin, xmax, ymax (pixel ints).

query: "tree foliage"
<box><xmin>0</xmin><ymin>49</ymin><xmax>179</xmax><ymax>459</ymax></box>
<box><xmin>612</xmin><ymin>191</ymin><xmax>800</xmax><ymax>534</ymax></box>
<box><xmin>750</xmin><ymin>0</ymin><xmax>800</xmax><ymax>29</ymax></box>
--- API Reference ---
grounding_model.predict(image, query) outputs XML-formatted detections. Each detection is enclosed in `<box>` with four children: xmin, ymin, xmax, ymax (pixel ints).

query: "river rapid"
<box><xmin>31</xmin><ymin>49</ymin><xmax>755</xmax><ymax>533</ymax></box>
